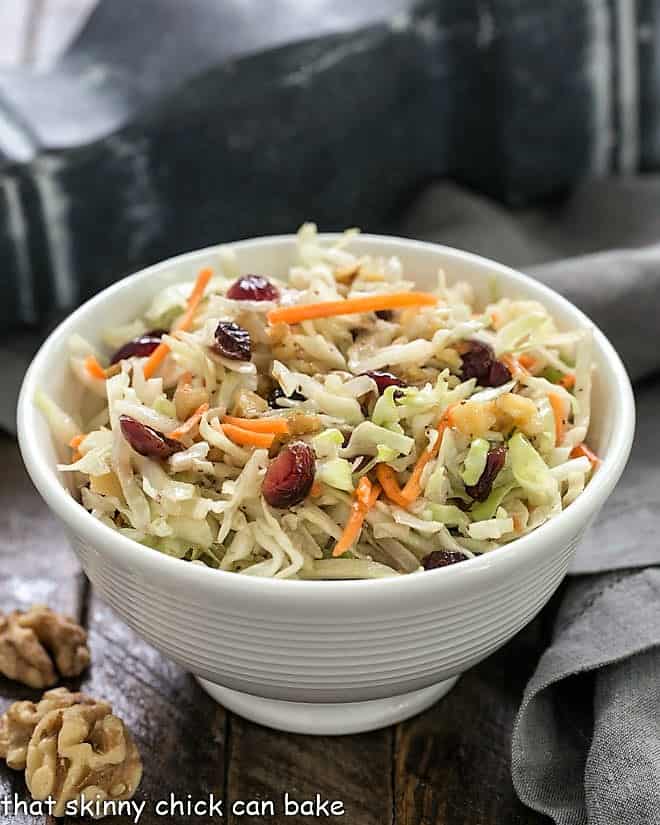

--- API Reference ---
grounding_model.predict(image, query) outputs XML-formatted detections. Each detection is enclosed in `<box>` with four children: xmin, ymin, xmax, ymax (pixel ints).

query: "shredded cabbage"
<box><xmin>341</xmin><ymin>422</ymin><xmax>414</xmax><ymax>458</ymax></box>
<box><xmin>461</xmin><ymin>438</ymin><xmax>490</xmax><ymax>485</ymax></box>
<box><xmin>317</xmin><ymin>458</ymin><xmax>354</xmax><ymax>492</ymax></box>
<box><xmin>508</xmin><ymin>433</ymin><xmax>559</xmax><ymax>506</ymax></box>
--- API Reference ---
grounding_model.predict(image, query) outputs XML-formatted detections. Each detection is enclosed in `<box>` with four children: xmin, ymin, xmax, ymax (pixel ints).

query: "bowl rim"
<box><xmin>17</xmin><ymin>233</ymin><xmax>635</xmax><ymax>598</ymax></box>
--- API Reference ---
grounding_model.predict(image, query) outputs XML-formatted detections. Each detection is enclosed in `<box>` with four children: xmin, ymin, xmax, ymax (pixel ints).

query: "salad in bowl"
<box><xmin>36</xmin><ymin>224</ymin><xmax>598</xmax><ymax>581</ymax></box>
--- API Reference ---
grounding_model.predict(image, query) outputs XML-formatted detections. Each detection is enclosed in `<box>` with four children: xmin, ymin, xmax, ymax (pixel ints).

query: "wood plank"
<box><xmin>393</xmin><ymin>615</ymin><xmax>555</xmax><ymax>825</ymax></box>
<box><xmin>64</xmin><ymin>595</ymin><xmax>227</xmax><ymax>825</ymax></box>
<box><xmin>0</xmin><ymin>436</ymin><xmax>85</xmax><ymax>823</ymax></box>
<box><xmin>226</xmin><ymin>720</ymin><xmax>393</xmax><ymax>825</ymax></box>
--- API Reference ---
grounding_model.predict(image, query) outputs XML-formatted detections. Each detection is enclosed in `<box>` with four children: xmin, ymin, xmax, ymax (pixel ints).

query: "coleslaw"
<box><xmin>36</xmin><ymin>224</ymin><xmax>598</xmax><ymax>579</ymax></box>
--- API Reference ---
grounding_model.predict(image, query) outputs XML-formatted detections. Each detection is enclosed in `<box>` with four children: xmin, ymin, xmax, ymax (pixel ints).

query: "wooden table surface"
<box><xmin>0</xmin><ymin>434</ymin><xmax>552</xmax><ymax>824</ymax></box>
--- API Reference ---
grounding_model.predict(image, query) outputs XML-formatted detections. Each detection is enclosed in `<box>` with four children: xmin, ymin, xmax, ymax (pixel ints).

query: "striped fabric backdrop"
<box><xmin>0</xmin><ymin>0</ymin><xmax>656</xmax><ymax>330</ymax></box>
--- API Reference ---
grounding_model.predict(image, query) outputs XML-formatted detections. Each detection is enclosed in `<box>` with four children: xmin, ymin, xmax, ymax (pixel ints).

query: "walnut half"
<box><xmin>0</xmin><ymin>688</ymin><xmax>98</xmax><ymax>770</ymax></box>
<box><xmin>26</xmin><ymin>701</ymin><xmax>143</xmax><ymax>817</ymax></box>
<box><xmin>0</xmin><ymin>606</ymin><xmax>90</xmax><ymax>689</ymax></box>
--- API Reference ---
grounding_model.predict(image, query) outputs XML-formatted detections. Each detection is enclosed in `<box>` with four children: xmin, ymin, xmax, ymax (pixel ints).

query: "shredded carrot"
<box><xmin>68</xmin><ymin>434</ymin><xmax>86</xmax><ymax>450</ymax></box>
<box><xmin>167</xmin><ymin>402</ymin><xmax>209</xmax><ymax>441</ymax></box>
<box><xmin>548</xmin><ymin>392</ymin><xmax>566</xmax><ymax>446</ymax></box>
<box><xmin>518</xmin><ymin>353</ymin><xmax>537</xmax><ymax>371</ymax></box>
<box><xmin>221</xmin><ymin>423</ymin><xmax>275</xmax><ymax>449</ymax></box>
<box><xmin>560</xmin><ymin>372</ymin><xmax>576</xmax><ymax>389</ymax></box>
<box><xmin>222</xmin><ymin>416</ymin><xmax>290</xmax><ymax>435</ymax></box>
<box><xmin>267</xmin><ymin>292</ymin><xmax>437</xmax><ymax>326</ymax></box>
<box><xmin>571</xmin><ymin>442</ymin><xmax>601</xmax><ymax>467</ymax></box>
<box><xmin>143</xmin><ymin>268</ymin><xmax>213</xmax><ymax>379</ymax></box>
<box><xmin>176</xmin><ymin>267</ymin><xmax>213</xmax><ymax>331</ymax></box>
<box><xmin>85</xmin><ymin>355</ymin><xmax>107</xmax><ymax>381</ymax></box>
<box><xmin>376</xmin><ymin>464</ymin><xmax>410</xmax><ymax>508</ymax></box>
<box><xmin>143</xmin><ymin>342</ymin><xmax>171</xmax><ymax>381</ymax></box>
<box><xmin>310</xmin><ymin>481</ymin><xmax>323</xmax><ymax>497</ymax></box>
<box><xmin>333</xmin><ymin>477</ymin><xmax>381</xmax><ymax>557</ymax></box>
<box><xmin>501</xmin><ymin>354</ymin><xmax>528</xmax><ymax>380</ymax></box>
<box><xmin>490</xmin><ymin>310</ymin><xmax>503</xmax><ymax>329</ymax></box>
<box><xmin>512</xmin><ymin>513</ymin><xmax>524</xmax><ymax>532</ymax></box>
<box><xmin>400</xmin><ymin>404</ymin><xmax>457</xmax><ymax>505</ymax></box>
<box><xmin>71</xmin><ymin>450</ymin><xmax>83</xmax><ymax>463</ymax></box>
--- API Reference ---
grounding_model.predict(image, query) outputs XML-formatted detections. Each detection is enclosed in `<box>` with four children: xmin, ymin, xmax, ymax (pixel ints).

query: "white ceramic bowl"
<box><xmin>18</xmin><ymin>235</ymin><xmax>634</xmax><ymax>735</ymax></box>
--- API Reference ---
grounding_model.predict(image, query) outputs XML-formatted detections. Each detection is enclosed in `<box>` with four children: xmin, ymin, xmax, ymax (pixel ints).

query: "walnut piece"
<box><xmin>26</xmin><ymin>702</ymin><xmax>142</xmax><ymax>817</ymax></box>
<box><xmin>0</xmin><ymin>606</ymin><xmax>90</xmax><ymax>688</ymax></box>
<box><xmin>174</xmin><ymin>379</ymin><xmax>209</xmax><ymax>421</ymax></box>
<box><xmin>450</xmin><ymin>393</ymin><xmax>541</xmax><ymax>440</ymax></box>
<box><xmin>0</xmin><ymin>688</ymin><xmax>98</xmax><ymax>770</ymax></box>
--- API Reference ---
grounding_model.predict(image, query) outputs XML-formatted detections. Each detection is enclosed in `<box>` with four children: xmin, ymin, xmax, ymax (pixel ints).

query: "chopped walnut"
<box><xmin>450</xmin><ymin>393</ymin><xmax>541</xmax><ymax>440</ymax></box>
<box><xmin>0</xmin><ymin>606</ymin><xmax>90</xmax><ymax>689</ymax></box>
<box><xmin>495</xmin><ymin>393</ymin><xmax>541</xmax><ymax>434</ymax></box>
<box><xmin>174</xmin><ymin>379</ymin><xmax>209</xmax><ymax>421</ymax></box>
<box><xmin>266</xmin><ymin>322</ymin><xmax>289</xmax><ymax>346</ymax></box>
<box><xmin>0</xmin><ymin>688</ymin><xmax>98</xmax><ymax>770</ymax></box>
<box><xmin>26</xmin><ymin>702</ymin><xmax>142</xmax><ymax>817</ymax></box>
<box><xmin>232</xmin><ymin>389</ymin><xmax>268</xmax><ymax>418</ymax></box>
<box><xmin>90</xmin><ymin>471</ymin><xmax>123</xmax><ymax>499</ymax></box>
<box><xmin>286</xmin><ymin>412</ymin><xmax>322</xmax><ymax>436</ymax></box>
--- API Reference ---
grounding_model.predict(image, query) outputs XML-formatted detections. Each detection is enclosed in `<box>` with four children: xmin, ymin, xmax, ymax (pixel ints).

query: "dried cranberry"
<box><xmin>465</xmin><ymin>445</ymin><xmax>507</xmax><ymax>502</ymax></box>
<box><xmin>459</xmin><ymin>340</ymin><xmax>495</xmax><ymax>383</ymax></box>
<box><xmin>487</xmin><ymin>359</ymin><xmax>512</xmax><ymax>387</ymax></box>
<box><xmin>362</xmin><ymin>370</ymin><xmax>406</xmax><ymax>395</ymax></box>
<box><xmin>109</xmin><ymin>329</ymin><xmax>167</xmax><ymax>364</ymax></box>
<box><xmin>268</xmin><ymin>386</ymin><xmax>305</xmax><ymax>407</ymax></box>
<box><xmin>459</xmin><ymin>340</ymin><xmax>511</xmax><ymax>387</ymax></box>
<box><xmin>422</xmin><ymin>550</ymin><xmax>467</xmax><ymax>570</ymax></box>
<box><xmin>119</xmin><ymin>415</ymin><xmax>183</xmax><ymax>460</ymax></box>
<box><xmin>262</xmin><ymin>442</ymin><xmax>315</xmax><ymax>508</ymax></box>
<box><xmin>227</xmin><ymin>274</ymin><xmax>279</xmax><ymax>302</ymax></box>
<box><xmin>212</xmin><ymin>321</ymin><xmax>251</xmax><ymax>361</ymax></box>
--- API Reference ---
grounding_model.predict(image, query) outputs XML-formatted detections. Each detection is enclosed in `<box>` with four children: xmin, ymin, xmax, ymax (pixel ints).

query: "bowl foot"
<box><xmin>195</xmin><ymin>676</ymin><xmax>459</xmax><ymax>735</ymax></box>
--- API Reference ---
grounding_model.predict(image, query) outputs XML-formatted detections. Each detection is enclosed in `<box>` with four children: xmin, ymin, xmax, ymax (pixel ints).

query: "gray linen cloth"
<box><xmin>2</xmin><ymin>176</ymin><xmax>659</xmax><ymax>822</ymax></box>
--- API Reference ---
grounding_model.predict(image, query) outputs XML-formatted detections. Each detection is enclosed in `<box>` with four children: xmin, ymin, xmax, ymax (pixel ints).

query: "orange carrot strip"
<box><xmin>267</xmin><ymin>292</ymin><xmax>437</xmax><ymax>326</ymax></box>
<box><xmin>175</xmin><ymin>267</ymin><xmax>213</xmax><ymax>332</ymax></box>
<box><xmin>333</xmin><ymin>477</ymin><xmax>381</xmax><ymax>557</ymax></box>
<box><xmin>490</xmin><ymin>310</ymin><xmax>503</xmax><ymax>329</ymax></box>
<box><xmin>501</xmin><ymin>354</ymin><xmax>528</xmax><ymax>380</ymax></box>
<box><xmin>71</xmin><ymin>450</ymin><xmax>83</xmax><ymax>462</ymax></box>
<box><xmin>221</xmin><ymin>423</ymin><xmax>275</xmax><ymax>449</ymax></box>
<box><xmin>310</xmin><ymin>481</ymin><xmax>323</xmax><ymax>497</ymax></box>
<box><xmin>376</xmin><ymin>463</ymin><xmax>411</xmax><ymax>508</ymax></box>
<box><xmin>548</xmin><ymin>392</ymin><xmax>566</xmax><ymax>446</ymax></box>
<box><xmin>143</xmin><ymin>268</ymin><xmax>213</xmax><ymax>379</ymax></box>
<box><xmin>222</xmin><ymin>416</ymin><xmax>290</xmax><ymax>435</ymax></box>
<box><xmin>142</xmin><ymin>342</ymin><xmax>170</xmax><ymax>380</ymax></box>
<box><xmin>167</xmin><ymin>402</ymin><xmax>209</xmax><ymax>441</ymax></box>
<box><xmin>571</xmin><ymin>442</ymin><xmax>601</xmax><ymax>467</ymax></box>
<box><xmin>560</xmin><ymin>372</ymin><xmax>576</xmax><ymax>389</ymax></box>
<box><xmin>401</xmin><ymin>404</ymin><xmax>457</xmax><ymax>505</ymax></box>
<box><xmin>68</xmin><ymin>434</ymin><xmax>86</xmax><ymax>450</ymax></box>
<box><xmin>85</xmin><ymin>355</ymin><xmax>107</xmax><ymax>380</ymax></box>
<box><xmin>518</xmin><ymin>353</ymin><xmax>537</xmax><ymax>370</ymax></box>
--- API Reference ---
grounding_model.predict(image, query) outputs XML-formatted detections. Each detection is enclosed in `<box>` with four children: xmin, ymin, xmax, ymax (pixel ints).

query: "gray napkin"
<box><xmin>400</xmin><ymin>177</ymin><xmax>660</xmax><ymax>824</ymax></box>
